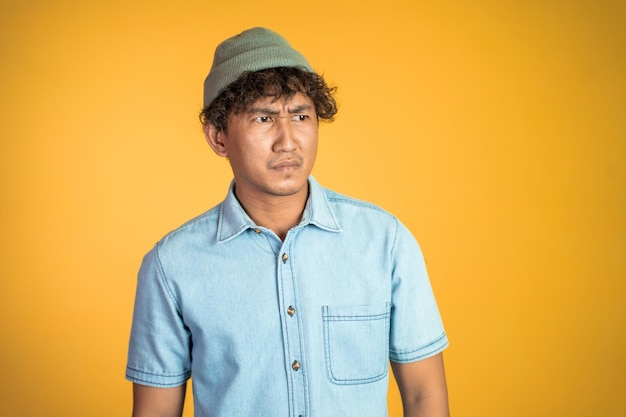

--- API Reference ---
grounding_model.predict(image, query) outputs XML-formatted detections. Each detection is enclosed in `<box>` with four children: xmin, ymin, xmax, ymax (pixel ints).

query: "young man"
<box><xmin>127</xmin><ymin>27</ymin><xmax>449</xmax><ymax>417</ymax></box>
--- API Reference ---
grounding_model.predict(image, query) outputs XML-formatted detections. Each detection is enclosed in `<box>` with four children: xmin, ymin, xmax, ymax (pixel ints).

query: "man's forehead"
<box><xmin>246</xmin><ymin>93</ymin><xmax>314</xmax><ymax>112</ymax></box>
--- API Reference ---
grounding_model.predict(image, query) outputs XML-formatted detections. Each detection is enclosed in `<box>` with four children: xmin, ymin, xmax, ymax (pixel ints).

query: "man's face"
<box><xmin>212</xmin><ymin>92</ymin><xmax>318</xmax><ymax>203</ymax></box>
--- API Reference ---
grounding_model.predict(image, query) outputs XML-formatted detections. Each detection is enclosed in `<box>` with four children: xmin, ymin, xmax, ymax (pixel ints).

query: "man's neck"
<box><xmin>234</xmin><ymin>185</ymin><xmax>309</xmax><ymax>241</ymax></box>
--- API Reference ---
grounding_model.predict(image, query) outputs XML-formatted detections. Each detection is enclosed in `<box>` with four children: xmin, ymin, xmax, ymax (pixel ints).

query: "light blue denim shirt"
<box><xmin>126</xmin><ymin>177</ymin><xmax>448</xmax><ymax>417</ymax></box>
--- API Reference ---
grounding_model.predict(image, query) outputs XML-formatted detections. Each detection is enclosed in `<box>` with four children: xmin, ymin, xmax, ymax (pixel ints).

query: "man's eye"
<box><xmin>257</xmin><ymin>116</ymin><xmax>271</xmax><ymax>123</ymax></box>
<box><xmin>295</xmin><ymin>115</ymin><xmax>308</xmax><ymax>121</ymax></box>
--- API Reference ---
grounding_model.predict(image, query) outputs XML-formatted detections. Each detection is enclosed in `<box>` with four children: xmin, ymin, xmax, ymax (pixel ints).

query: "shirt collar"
<box><xmin>217</xmin><ymin>176</ymin><xmax>342</xmax><ymax>243</ymax></box>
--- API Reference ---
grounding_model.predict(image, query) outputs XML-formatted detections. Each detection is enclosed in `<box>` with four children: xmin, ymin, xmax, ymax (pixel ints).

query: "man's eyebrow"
<box><xmin>246</xmin><ymin>104</ymin><xmax>313</xmax><ymax>115</ymax></box>
<box><xmin>247</xmin><ymin>106</ymin><xmax>280</xmax><ymax>115</ymax></box>
<box><xmin>287</xmin><ymin>104</ymin><xmax>313</xmax><ymax>113</ymax></box>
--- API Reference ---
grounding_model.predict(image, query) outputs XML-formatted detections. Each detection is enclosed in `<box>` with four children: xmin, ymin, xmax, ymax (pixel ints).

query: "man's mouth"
<box><xmin>271</xmin><ymin>158</ymin><xmax>302</xmax><ymax>170</ymax></box>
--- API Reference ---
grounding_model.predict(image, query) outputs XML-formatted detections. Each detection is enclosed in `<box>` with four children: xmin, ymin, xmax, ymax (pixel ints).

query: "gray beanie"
<box><xmin>203</xmin><ymin>27</ymin><xmax>313</xmax><ymax>108</ymax></box>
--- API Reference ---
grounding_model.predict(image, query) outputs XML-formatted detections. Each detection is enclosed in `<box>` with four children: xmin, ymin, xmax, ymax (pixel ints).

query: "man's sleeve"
<box><xmin>125</xmin><ymin>245</ymin><xmax>192</xmax><ymax>387</ymax></box>
<box><xmin>389</xmin><ymin>219</ymin><xmax>448</xmax><ymax>363</ymax></box>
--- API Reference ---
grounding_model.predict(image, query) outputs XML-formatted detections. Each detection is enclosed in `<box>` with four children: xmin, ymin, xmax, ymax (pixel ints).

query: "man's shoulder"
<box><xmin>154</xmin><ymin>203</ymin><xmax>223</xmax><ymax>249</ymax></box>
<box><xmin>321</xmin><ymin>186</ymin><xmax>394</xmax><ymax>219</ymax></box>
<box><xmin>317</xmin><ymin>185</ymin><xmax>405</xmax><ymax>237</ymax></box>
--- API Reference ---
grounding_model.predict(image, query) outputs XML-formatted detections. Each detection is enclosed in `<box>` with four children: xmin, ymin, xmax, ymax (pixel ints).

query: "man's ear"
<box><xmin>203</xmin><ymin>123</ymin><xmax>228</xmax><ymax>157</ymax></box>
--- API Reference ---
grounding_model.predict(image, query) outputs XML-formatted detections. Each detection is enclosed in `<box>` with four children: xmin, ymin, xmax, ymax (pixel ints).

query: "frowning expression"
<box><xmin>207</xmin><ymin>92</ymin><xmax>318</xmax><ymax>203</ymax></box>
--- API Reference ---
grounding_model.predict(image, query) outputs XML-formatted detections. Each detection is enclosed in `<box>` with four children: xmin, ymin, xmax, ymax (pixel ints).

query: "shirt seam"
<box><xmin>154</xmin><ymin>243</ymin><xmax>184</xmax><ymax>315</ymax></box>
<box><xmin>126</xmin><ymin>365</ymin><xmax>190</xmax><ymax>378</ymax></box>
<box><xmin>325</xmin><ymin>195</ymin><xmax>390</xmax><ymax>215</ymax></box>
<box><xmin>389</xmin><ymin>332</ymin><xmax>448</xmax><ymax>360</ymax></box>
<box><xmin>390</xmin><ymin>217</ymin><xmax>400</xmax><ymax>272</ymax></box>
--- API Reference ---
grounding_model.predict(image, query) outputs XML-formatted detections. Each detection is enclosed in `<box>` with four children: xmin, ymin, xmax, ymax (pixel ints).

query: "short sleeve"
<box><xmin>125</xmin><ymin>246</ymin><xmax>192</xmax><ymax>387</ymax></box>
<box><xmin>388</xmin><ymin>220</ymin><xmax>448</xmax><ymax>363</ymax></box>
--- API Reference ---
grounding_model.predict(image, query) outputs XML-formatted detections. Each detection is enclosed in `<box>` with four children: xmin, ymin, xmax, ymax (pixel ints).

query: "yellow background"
<box><xmin>1</xmin><ymin>1</ymin><xmax>624</xmax><ymax>416</ymax></box>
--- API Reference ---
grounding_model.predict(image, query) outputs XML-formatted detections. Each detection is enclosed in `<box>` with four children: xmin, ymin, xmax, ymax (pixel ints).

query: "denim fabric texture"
<box><xmin>126</xmin><ymin>177</ymin><xmax>448</xmax><ymax>417</ymax></box>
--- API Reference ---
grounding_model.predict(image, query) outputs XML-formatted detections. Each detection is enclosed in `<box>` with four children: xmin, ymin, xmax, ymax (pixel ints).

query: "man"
<box><xmin>127</xmin><ymin>27</ymin><xmax>449</xmax><ymax>417</ymax></box>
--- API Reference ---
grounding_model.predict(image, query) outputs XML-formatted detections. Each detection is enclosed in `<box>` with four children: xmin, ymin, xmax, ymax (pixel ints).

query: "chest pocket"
<box><xmin>322</xmin><ymin>303</ymin><xmax>390</xmax><ymax>385</ymax></box>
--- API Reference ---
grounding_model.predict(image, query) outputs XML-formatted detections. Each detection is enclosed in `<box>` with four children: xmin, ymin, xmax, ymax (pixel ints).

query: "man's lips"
<box><xmin>270</xmin><ymin>159</ymin><xmax>303</xmax><ymax>170</ymax></box>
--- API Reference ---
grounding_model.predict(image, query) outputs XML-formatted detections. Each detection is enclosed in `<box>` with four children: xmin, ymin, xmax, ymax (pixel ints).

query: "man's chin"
<box><xmin>267</xmin><ymin>178</ymin><xmax>309</xmax><ymax>197</ymax></box>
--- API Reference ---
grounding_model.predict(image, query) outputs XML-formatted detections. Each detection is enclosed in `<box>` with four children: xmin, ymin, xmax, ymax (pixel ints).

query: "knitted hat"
<box><xmin>203</xmin><ymin>27</ymin><xmax>313</xmax><ymax>108</ymax></box>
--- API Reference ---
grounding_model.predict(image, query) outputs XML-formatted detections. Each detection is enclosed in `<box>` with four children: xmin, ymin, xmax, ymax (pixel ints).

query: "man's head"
<box><xmin>199</xmin><ymin>27</ymin><xmax>337</xmax><ymax>132</ymax></box>
<box><xmin>200</xmin><ymin>28</ymin><xmax>337</xmax><ymax>202</ymax></box>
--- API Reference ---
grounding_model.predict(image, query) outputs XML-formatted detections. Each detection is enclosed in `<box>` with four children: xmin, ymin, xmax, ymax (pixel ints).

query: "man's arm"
<box><xmin>132</xmin><ymin>383</ymin><xmax>186</xmax><ymax>417</ymax></box>
<box><xmin>391</xmin><ymin>353</ymin><xmax>450</xmax><ymax>417</ymax></box>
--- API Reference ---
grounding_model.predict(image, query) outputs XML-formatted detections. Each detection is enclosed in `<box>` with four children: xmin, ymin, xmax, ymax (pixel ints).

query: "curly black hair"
<box><xmin>199</xmin><ymin>67</ymin><xmax>338</xmax><ymax>132</ymax></box>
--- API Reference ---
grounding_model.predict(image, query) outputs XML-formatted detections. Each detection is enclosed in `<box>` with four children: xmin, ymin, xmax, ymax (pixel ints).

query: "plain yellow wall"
<box><xmin>1</xmin><ymin>1</ymin><xmax>624</xmax><ymax>416</ymax></box>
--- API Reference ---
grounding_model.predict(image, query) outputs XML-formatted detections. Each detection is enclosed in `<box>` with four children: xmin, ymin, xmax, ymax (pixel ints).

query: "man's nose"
<box><xmin>272</xmin><ymin>118</ymin><xmax>296</xmax><ymax>152</ymax></box>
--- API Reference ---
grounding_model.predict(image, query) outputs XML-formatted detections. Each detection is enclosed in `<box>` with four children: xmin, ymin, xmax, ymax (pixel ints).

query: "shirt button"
<box><xmin>282</xmin><ymin>253</ymin><xmax>289</xmax><ymax>263</ymax></box>
<box><xmin>287</xmin><ymin>306</ymin><xmax>296</xmax><ymax>317</ymax></box>
<box><xmin>292</xmin><ymin>360</ymin><xmax>301</xmax><ymax>371</ymax></box>
<box><xmin>254</xmin><ymin>228</ymin><xmax>262</xmax><ymax>234</ymax></box>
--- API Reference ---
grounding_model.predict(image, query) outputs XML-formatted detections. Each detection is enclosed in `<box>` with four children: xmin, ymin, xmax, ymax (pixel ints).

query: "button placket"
<box><xmin>277</xmin><ymin>238</ymin><xmax>307</xmax><ymax>416</ymax></box>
